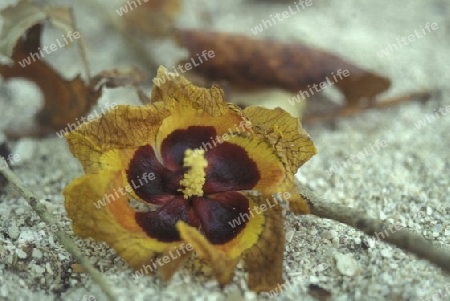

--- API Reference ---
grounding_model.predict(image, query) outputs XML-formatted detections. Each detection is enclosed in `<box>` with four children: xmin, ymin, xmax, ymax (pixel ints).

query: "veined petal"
<box><xmin>159</xmin><ymin>125</ymin><xmax>217</xmax><ymax>170</ymax></box>
<box><xmin>151</xmin><ymin>66</ymin><xmax>240</xmax><ymax>117</ymax></box>
<box><xmin>198</xmin><ymin>192</ymin><xmax>265</xmax><ymax>259</ymax></box>
<box><xmin>204</xmin><ymin>135</ymin><xmax>286</xmax><ymax>194</ymax></box>
<box><xmin>126</xmin><ymin>144</ymin><xmax>183</xmax><ymax>205</ymax></box>
<box><xmin>281</xmin><ymin>173</ymin><xmax>311</xmax><ymax>215</ymax></box>
<box><xmin>191</xmin><ymin>192</ymin><xmax>250</xmax><ymax>244</ymax></box>
<box><xmin>158</xmin><ymin>245</ymin><xmax>193</xmax><ymax>281</ymax></box>
<box><xmin>243</xmin><ymin>106</ymin><xmax>317</xmax><ymax>176</ymax></box>
<box><xmin>156</xmin><ymin>106</ymin><xmax>246</xmax><ymax>170</ymax></box>
<box><xmin>243</xmin><ymin>106</ymin><xmax>316</xmax><ymax>214</ymax></box>
<box><xmin>202</xmin><ymin>141</ymin><xmax>260</xmax><ymax>194</ymax></box>
<box><xmin>65</xmin><ymin>103</ymin><xmax>171</xmax><ymax>173</ymax></box>
<box><xmin>135</xmin><ymin>197</ymin><xmax>200</xmax><ymax>242</ymax></box>
<box><xmin>175</xmin><ymin>192</ymin><xmax>282</xmax><ymax>287</ymax></box>
<box><xmin>176</xmin><ymin>221</ymin><xmax>240</xmax><ymax>285</ymax></box>
<box><xmin>242</xmin><ymin>194</ymin><xmax>285</xmax><ymax>292</ymax></box>
<box><xmin>63</xmin><ymin>171</ymin><xmax>181</xmax><ymax>270</ymax></box>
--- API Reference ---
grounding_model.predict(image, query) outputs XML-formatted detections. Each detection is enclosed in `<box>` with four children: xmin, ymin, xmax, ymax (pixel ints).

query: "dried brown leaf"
<box><xmin>176</xmin><ymin>29</ymin><xmax>391</xmax><ymax>106</ymax></box>
<box><xmin>0</xmin><ymin>24</ymin><xmax>100</xmax><ymax>137</ymax></box>
<box><xmin>1</xmin><ymin>1</ymin><xmax>73</xmax><ymax>54</ymax></box>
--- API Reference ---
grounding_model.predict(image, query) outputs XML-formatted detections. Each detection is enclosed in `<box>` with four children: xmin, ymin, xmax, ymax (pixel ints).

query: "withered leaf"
<box><xmin>0</xmin><ymin>0</ymin><xmax>79</xmax><ymax>57</ymax></box>
<box><xmin>0</xmin><ymin>23</ymin><xmax>146</xmax><ymax>137</ymax></box>
<box><xmin>175</xmin><ymin>29</ymin><xmax>391</xmax><ymax>106</ymax></box>
<box><xmin>0</xmin><ymin>24</ymin><xmax>100</xmax><ymax>137</ymax></box>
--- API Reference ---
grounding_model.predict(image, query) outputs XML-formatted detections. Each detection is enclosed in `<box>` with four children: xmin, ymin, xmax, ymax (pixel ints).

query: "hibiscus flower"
<box><xmin>63</xmin><ymin>66</ymin><xmax>316</xmax><ymax>291</ymax></box>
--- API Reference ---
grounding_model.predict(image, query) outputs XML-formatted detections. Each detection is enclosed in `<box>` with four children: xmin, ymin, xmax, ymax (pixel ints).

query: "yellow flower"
<box><xmin>63</xmin><ymin>66</ymin><xmax>316</xmax><ymax>291</ymax></box>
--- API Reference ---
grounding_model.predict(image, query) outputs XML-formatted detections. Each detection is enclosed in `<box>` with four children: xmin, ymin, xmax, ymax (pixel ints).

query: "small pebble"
<box><xmin>334</xmin><ymin>252</ymin><xmax>359</xmax><ymax>277</ymax></box>
<box><xmin>244</xmin><ymin>292</ymin><xmax>257</xmax><ymax>301</ymax></box>
<box><xmin>365</xmin><ymin>238</ymin><xmax>376</xmax><ymax>248</ymax></box>
<box><xmin>204</xmin><ymin>280</ymin><xmax>218</xmax><ymax>289</ymax></box>
<box><xmin>286</xmin><ymin>230</ymin><xmax>295</xmax><ymax>242</ymax></box>
<box><xmin>16</xmin><ymin>249</ymin><xmax>28</xmax><ymax>259</ymax></box>
<box><xmin>322</xmin><ymin>230</ymin><xmax>337</xmax><ymax>240</ymax></box>
<box><xmin>380</xmin><ymin>248</ymin><xmax>392</xmax><ymax>258</ymax></box>
<box><xmin>34</xmin><ymin>265</ymin><xmax>46</xmax><ymax>275</ymax></box>
<box><xmin>7</xmin><ymin>225</ymin><xmax>20</xmax><ymax>240</ymax></box>
<box><xmin>332</xmin><ymin>237</ymin><xmax>340</xmax><ymax>247</ymax></box>
<box><xmin>32</xmin><ymin>249</ymin><xmax>43</xmax><ymax>259</ymax></box>
<box><xmin>45</xmin><ymin>262</ymin><xmax>54</xmax><ymax>275</ymax></box>
<box><xmin>225</xmin><ymin>291</ymin><xmax>244</xmax><ymax>301</ymax></box>
<box><xmin>0</xmin><ymin>285</ymin><xmax>8</xmax><ymax>297</ymax></box>
<box><xmin>15</xmin><ymin>207</ymin><xmax>26</xmax><ymax>215</ymax></box>
<box><xmin>13</xmin><ymin>138</ymin><xmax>36</xmax><ymax>164</ymax></box>
<box><xmin>432</xmin><ymin>224</ymin><xmax>442</xmax><ymax>234</ymax></box>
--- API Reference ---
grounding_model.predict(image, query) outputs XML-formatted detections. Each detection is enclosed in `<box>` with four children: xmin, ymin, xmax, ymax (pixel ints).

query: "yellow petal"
<box><xmin>283</xmin><ymin>173</ymin><xmax>311</xmax><ymax>215</ymax></box>
<box><xmin>65</xmin><ymin>104</ymin><xmax>171</xmax><ymax>173</ymax></box>
<box><xmin>244</xmin><ymin>106</ymin><xmax>316</xmax><ymax>214</ymax></box>
<box><xmin>176</xmin><ymin>221</ymin><xmax>240</xmax><ymax>285</ymax></box>
<box><xmin>243</xmin><ymin>106</ymin><xmax>317</xmax><ymax>175</ymax></box>
<box><xmin>63</xmin><ymin>170</ymin><xmax>181</xmax><ymax>270</ymax></box>
<box><xmin>151</xmin><ymin>66</ymin><xmax>240</xmax><ymax>117</ymax></box>
<box><xmin>158</xmin><ymin>245</ymin><xmax>193</xmax><ymax>281</ymax></box>
<box><xmin>242</xmin><ymin>194</ymin><xmax>285</xmax><ymax>292</ymax></box>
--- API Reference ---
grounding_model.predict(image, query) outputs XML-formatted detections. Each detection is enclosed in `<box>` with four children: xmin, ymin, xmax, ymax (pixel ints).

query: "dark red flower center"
<box><xmin>126</xmin><ymin>126</ymin><xmax>261</xmax><ymax>244</ymax></box>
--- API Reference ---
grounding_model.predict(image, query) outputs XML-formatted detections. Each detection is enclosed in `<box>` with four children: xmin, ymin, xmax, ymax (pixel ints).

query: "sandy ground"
<box><xmin>1</xmin><ymin>0</ymin><xmax>449</xmax><ymax>300</ymax></box>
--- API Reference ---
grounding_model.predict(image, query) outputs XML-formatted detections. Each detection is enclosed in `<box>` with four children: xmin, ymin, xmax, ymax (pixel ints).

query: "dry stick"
<box><xmin>302</xmin><ymin>91</ymin><xmax>432</xmax><ymax>124</ymax></box>
<box><xmin>0</xmin><ymin>159</ymin><xmax>117</xmax><ymax>301</ymax></box>
<box><xmin>69</xmin><ymin>8</ymin><xmax>91</xmax><ymax>80</ymax></box>
<box><xmin>297</xmin><ymin>181</ymin><xmax>450</xmax><ymax>274</ymax></box>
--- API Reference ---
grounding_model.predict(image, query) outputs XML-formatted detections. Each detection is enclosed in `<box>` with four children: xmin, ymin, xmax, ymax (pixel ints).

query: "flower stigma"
<box><xmin>178</xmin><ymin>149</ymin><xmax>208</xmax><ymax>199</ymax></box>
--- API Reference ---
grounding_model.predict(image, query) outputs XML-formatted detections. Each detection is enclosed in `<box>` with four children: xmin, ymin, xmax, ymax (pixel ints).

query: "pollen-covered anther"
<box><xmin>178</xmin><ymin>149</ymin><xmax>208</xmax><ymax>199</ymax></box>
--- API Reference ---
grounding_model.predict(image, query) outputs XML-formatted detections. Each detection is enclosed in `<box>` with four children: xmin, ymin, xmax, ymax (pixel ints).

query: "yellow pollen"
<box><xmin>178</xmin><ymin>149</ymin><xmax>208</xmax><ymax>199</ymax></box>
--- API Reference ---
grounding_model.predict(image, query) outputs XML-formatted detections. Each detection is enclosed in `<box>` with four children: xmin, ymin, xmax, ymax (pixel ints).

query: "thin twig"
<box><xmin>302</xmin><ymin>91</ymin><xmax>432</xmax><ymax>124</ymax></box>
<box><xmin>296</xmin><ymin>181</ymin><xmax>450</xmax><ymax>275</ymax></box>
<box><xmin>69</xmin><ymin>7</ymin><xmax>91</xmax><ymax>80</ymax></box>
<box><xmin>0</xmin><ymin>158</ymin><xmax>117</xmax><ymax>301</ymax></box>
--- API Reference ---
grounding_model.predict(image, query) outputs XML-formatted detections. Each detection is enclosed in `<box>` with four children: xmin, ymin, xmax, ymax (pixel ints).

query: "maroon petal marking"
<box><xmin>203</xmin><ymin>142</ymin><xmax>260</xmax><ymax>194</ymax></box>
<box><xmin>135</xmin><ymin>197</ymin><xmax>199</xmax><ymax>242</ymax></box>
<box><xmin>192</xmin><ymin>192</ymin><xmax>249</xmax><ymax>244</ymax></box>
<box><xmin>127</xmin><ymin>144</ymin><xmax>184</xmax><ymax>205</ymax></box>
<box><xmin>160</xmin><ymin>126</ymin><xmax>217</xmax><ymax>170</ymax></box>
